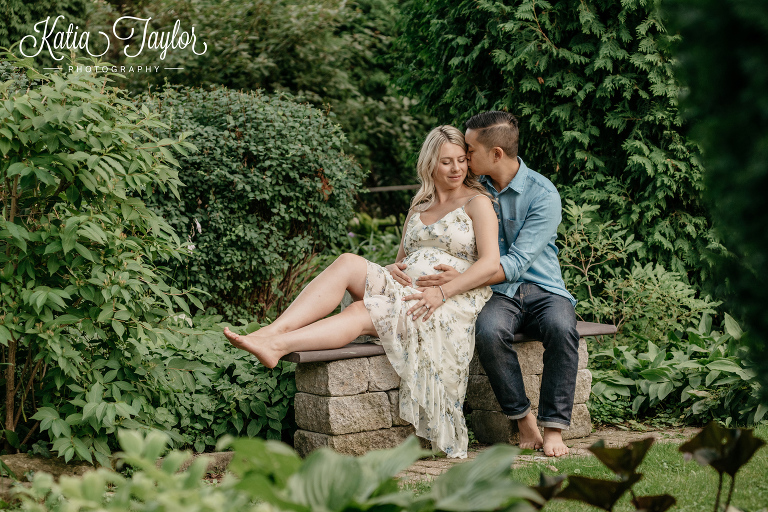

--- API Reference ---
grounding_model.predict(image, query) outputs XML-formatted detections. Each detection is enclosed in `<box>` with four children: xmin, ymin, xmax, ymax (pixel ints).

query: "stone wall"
<box><xmin>293</xmin><ymin>355</ymin><xmax>416</xmax><ymax>457</ymax></box>
<box><xmin>292</xmin><ymin>334</ymin><xmax>594</xmax><ymax>456</ymax></box>
<box><xmin>465</xmin><ymin>339</ymin><xmax>593</xmax><ymax>444</ymax></box>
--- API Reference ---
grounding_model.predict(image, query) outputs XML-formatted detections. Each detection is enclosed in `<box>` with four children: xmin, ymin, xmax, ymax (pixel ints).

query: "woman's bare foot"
<box><xmin>543</xmin><ymin>427</ymin><xmax>569</xmax><ymax>457</ymax></box>
<box><xmin>246</xmin><ymin>323</ymin><xmax>284</xmax><ymax>338</ymax></box>
<box><xmin>223</xmin><ymin>327</ymin><xmax>282</xmax><ymax>368</ymax></box>
<box><xmin>517</xmin><ymin>412</ymin><xmax>544</xmax><ymax>450</ymax></box>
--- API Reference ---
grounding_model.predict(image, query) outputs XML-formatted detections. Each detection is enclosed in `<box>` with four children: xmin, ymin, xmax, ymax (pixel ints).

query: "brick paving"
<box><xmin>396</xmin><ymin>425</ymin><xmax>700</xmax><ymax>483</ymax></box>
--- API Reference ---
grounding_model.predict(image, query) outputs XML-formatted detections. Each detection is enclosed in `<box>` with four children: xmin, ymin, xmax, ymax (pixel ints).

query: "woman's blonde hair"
<box><xmin>410</xmin><ymin>125</ymin><xmax>491</xmax><ymax>212</ymax></box>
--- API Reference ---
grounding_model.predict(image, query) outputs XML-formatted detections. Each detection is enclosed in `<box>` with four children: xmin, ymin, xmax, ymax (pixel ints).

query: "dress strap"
<box><xmin>462</xmin><ymin>194</ymin><xmax>484</xmax><ymax>207</ymax></box>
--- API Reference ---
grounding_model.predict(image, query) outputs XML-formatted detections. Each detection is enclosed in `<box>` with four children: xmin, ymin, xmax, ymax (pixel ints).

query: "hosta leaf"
<box><xmin>428</xmin><ymin>444</ymin><xmax>542</xmax><ymax>510</ymax></box>
<box><xmin>588</xmin><ymin>438</ymin><xmax>654</xmax><ymax>478</ymax></box>
<box><xmin>723</xmin><ymin>313</ymin><xmax>743</xmax><ymax>340</ymax></box>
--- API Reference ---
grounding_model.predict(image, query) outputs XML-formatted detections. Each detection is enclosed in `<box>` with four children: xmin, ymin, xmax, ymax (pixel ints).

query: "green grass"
<box><xmin>400</xmin><ymin>479</ymin><xmax>432</xmax><ymax>497</ymax></box>
<box><xmin>400</xmin><ymin>425</ymin><xmax>768</xmax><ymax>511</ymax></box>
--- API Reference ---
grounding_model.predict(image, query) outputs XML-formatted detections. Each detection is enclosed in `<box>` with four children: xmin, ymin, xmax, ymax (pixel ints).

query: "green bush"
<box><xmin>590</xmin><ymin>314</ymin><xmax>765</xmax><ymax>426</ymax></box>
<box><xmin>558</xmin><ymin>201</ymin><xmax>718</xmax><ymax>342</ymax></box>
<box><xmin>14</xmin><ymin>426</ymin><xmax>765</xmax><ymax>512</ymax></box>
<box><xmin>85</xmin><ymin>0</ymin><xmax>433</xmax><ymax>216</ymax></box>
<box><xmin>394</xmin><ymin>0</ymin><xmax>721</xmax><ymax>286</ymax></box>
<box><xmin>15</xmin><ymin>430</ymin><xmax>543</xmax><ymax>511</ymax></box>
<box><xmin>30</xmin><ymin>314</ymin><xmax>297</xmax><ymax>458</ymax></box>
<box><xmin>0</xmin><ymin>54</ymin><xmax>198</xmax><ymax>462</ymax></box>
<box><xmin>668</xmin><ymin>0</ymin><xmax>768</xmax><ymax>403</ymax></box>
<box><xmin>145</xmin><ymin>315</ymin><xmax>297</xmax><ymax>450</ymax></box>
<box><xmin>0</xmin><ymin>58</ymin><xmax>298</xmax><ymax>460</ymax></box>
<box><xmin>139</xmin><ymin>85</ymin><xmax>366</xmax><ymax>321</ymax></box>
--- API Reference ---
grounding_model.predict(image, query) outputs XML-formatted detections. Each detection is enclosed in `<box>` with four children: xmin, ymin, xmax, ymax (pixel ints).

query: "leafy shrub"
<box><xmin>394</xmin><ymin>0</ymin><xmax>722</xmax><ymax>286</ymax></box>
<box><xmin>29</xmin><ymin>314</ymin><xmax>296</xmax><ymax>460</ymax></box>
<box><xmin>14</xmin><ymin>426</ymin><xmax>765</xmax><ymax>512</ymax></box>
<box><xmin>668</xmin><ymin>0</ymin><xmax>768</xmax><ymax>403</ymax></box>
<box><xmin>146</xmin><ymin>315</ymin><xmax>297</xmax><ymax>450</ymax></box>
<box><xmin>86</xmin><ymin>0</ymin><xmax>433</xmax><ymax>216</ymax></box>
<box><xmin>139</xmin><ymin>85</ymin><xmax>366</xmax><ymax>322</ymax></box>
<box><xmin>559</xmin><ymin>201</ymin><xmax>718</xmax><ymax>341</ymax></box>
<box><xmin>590</xmin><ymin>314</ymin><xmax>765</xmax><ymax>426</ymax></box>
<box><xmin>0</xmin><ymin>54</ymin><xmax>199</xmax><ymax>462</ymax></box>
<box><xmin>15</xmin><ymin>430</ymin><xmax>543</xmax><ymax>512</ymax></box>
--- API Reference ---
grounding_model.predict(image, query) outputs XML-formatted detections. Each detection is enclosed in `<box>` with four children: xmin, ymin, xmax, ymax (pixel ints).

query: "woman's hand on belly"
<box><xmin>403</xmin><ymin>286</ymin><xmax>445</xmax><ymax>321</ymax></box>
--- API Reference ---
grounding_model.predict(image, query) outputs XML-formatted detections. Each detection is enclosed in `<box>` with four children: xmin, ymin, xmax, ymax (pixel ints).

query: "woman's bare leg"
<box><xmin>256</xmin><ymin>253</ymin><xmax>369</xmax><ymax>336</ymax></box>
<box><xmin>224</xmin><ymin>301</ymin><xmax>377</xmax><ymax>368</ymax></box>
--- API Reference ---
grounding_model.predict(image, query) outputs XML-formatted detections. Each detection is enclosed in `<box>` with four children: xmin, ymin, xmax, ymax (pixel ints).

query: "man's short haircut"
<box><xmin>465</xmin><ymin>111</ymin><xmax>519</xmax><ymax>159</ymax></box>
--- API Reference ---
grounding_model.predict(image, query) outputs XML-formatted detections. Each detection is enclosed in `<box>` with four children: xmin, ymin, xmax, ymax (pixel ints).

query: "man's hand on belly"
<box><xmin>415</xmin><ymin>264</ymin><xmax>460</xmax><ymax>287</ymax></box>
<box><xmin>386</xmin><ymin>262</ymin><xmax>412</xmax><ymax>286</ymax></box>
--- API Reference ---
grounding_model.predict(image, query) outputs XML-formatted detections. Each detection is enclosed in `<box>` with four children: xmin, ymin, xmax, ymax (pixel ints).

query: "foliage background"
<box><xmin>0</xmin><ymin>59</ymin><xmax>297</xmax><ymax>461</ymax></box>
<box><xmin>393</xmin><ymin>0</ymin><xmax>723</xmax><ymax>290</ymax></box>
<box><xmin>667</xmin><ymin>0</ymin><xmax>768</xmax><ymax>401</ymax></box>
<box><xmin>0</xmin><ymin>0</ymin><xmax>87</xmax><ymax>70</ymax></box>
<box><xmin>84</xmin><ymin>0</ymin><xmax>434</xmax><ymax>216</ymax></box>
<box><xmin>0</xmin><ymin>56</ymin><xmax>194</xmax><ymax>461</ymax></box>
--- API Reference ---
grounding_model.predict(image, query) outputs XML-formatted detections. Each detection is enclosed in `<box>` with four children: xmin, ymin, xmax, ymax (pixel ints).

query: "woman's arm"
<box><xmin>407</xmin><ymin>196</ymin><xmax>500</xmax><ymax>320</ymax></box>
<box><xmin>439</xmin><ymin>195</ymin><xmax>500</xmax><ymax>297</ymax></box>
<box><xmin>385</xmin><ymin>210</ymin><xmax>414</xmax><ymax>286</ymax></box>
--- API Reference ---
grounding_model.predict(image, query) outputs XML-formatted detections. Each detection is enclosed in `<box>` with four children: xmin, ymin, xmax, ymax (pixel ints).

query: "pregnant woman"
<box><xmin>224</xmin><ymin>125</ymin><xmax>499</xmax><ymax>457</ymax></box>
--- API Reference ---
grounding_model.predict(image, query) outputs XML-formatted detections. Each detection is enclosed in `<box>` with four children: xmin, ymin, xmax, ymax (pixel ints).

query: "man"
<box><xmin>416</xmin><ymin>111</ymin><xmax>579</xmax><ymax>457</ymax></box>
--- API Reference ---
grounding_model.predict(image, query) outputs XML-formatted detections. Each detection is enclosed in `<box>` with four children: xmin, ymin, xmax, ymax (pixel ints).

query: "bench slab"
<box><xmin>281</xmin><ymin>320</ymin><xmax>616</xmax><ymax>363</ymax></box>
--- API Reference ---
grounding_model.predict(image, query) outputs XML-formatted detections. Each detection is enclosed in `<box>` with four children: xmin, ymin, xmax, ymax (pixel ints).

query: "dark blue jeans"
<box><xmin>475</xmin><ymin>284</ymin><xmax>579</xmax><ymax>429</ymax></box>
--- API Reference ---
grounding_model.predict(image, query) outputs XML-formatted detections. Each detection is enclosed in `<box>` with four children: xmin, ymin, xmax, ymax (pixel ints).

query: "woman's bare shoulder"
<box><xmin>463</xmin><ymin>193</ymin><xmax>494</xmax><ymax>215</ymax></box>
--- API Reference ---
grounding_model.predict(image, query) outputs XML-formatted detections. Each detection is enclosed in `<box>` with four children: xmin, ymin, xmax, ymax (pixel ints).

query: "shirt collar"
<box><xmin>478</xmin><ymin>157</ymin><xmax>529</xmax><ymax>194</ymax></box>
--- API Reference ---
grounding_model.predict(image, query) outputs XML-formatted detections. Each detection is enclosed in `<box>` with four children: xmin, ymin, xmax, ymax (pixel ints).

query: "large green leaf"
<box><xmin>722</xmin><ymin>313</ymin><xmax>743</xmax><ymax>340</ymax></box>
<box><xmin>427</xmin><ymin>444</ymin><xmax>542</xmax><ymax>511</ymax></box>
<box><xmin>284</xmin><ymin>448</ymin><xmax>364</xmax><ymax>512</ymax></box>
<box><xmin>354</xmin><ymin>436</ymin><xmax>428</xmax><ymax>499</ymax></box>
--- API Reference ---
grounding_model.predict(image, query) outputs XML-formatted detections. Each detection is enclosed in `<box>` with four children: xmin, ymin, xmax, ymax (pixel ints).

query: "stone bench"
<box><xmin>283</xmin><ymin>321</ymin><xmax>617</xmax><ymax>457</ymax></box>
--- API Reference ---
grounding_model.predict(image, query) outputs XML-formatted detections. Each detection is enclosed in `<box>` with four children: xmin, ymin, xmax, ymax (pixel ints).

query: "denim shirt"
<box><xmin>479</xmin><ymin>158</ymin><xmax>577</xmax><ymax>306</ymax></box>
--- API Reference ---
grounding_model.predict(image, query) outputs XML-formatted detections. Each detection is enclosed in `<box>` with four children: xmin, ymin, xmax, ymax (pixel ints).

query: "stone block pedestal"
<box><xmin>466</xmin><ymin>338</ymin><xmax>593</xmax><ymax>444</ymax></box>
<box><xmin>293</xmin><ymin>354</ymin><xmax>413</xmax><ymax>457</ymax></box>
<box><xmin>286</xmin><ymin>321</ymin><xmax>614</xmax><ymax>457</ymax></box>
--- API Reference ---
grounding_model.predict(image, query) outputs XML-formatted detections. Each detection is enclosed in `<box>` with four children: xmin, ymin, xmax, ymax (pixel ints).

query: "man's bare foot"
<box><xmin>543</xmin><ymin>427</ymin><xmax>569</xmax><ymax>457</ymax></box>
<box><xmin>223</xmin><ymin>327</ymin><xmax>281</xmax><ymax>368</ymax></box>
<box><xmin>517</xmin><ymin>412</ymin><xmax>544</xmax><ymax>450</ymax></box>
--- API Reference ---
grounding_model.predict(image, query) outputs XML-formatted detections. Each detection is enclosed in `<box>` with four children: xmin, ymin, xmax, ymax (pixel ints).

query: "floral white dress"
<box><xmin>363</xmin><ymin>199</ymin><xmax>492</xmax><ymax>458</ymax></box>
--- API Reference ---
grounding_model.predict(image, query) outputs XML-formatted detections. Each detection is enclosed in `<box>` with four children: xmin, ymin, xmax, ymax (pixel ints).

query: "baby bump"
<box><xmin>401</xmin><ymin>248</ymin><xmax>472</xmax><ymax>282</ymax></box>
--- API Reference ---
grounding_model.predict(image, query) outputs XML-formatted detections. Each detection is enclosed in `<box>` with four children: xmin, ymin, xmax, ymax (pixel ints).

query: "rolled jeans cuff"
<box><xmin>538</xmin><ymin>419</ymin><xmax>570</xmax><ymax>430</ymax></box>
<box><xmin>504</xmin><ymin>406</ymin><xmax>531</xmax><ymax>421</ymax></box>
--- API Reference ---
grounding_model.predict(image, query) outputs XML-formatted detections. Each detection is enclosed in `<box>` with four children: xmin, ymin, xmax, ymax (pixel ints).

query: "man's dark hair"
<box><xmin>465</xmin><ymin>111</ymin><xmax>519</xmax><ymax>158</ymax></box>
